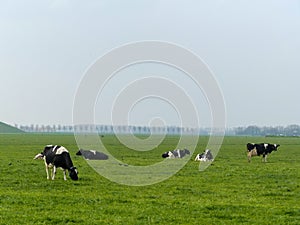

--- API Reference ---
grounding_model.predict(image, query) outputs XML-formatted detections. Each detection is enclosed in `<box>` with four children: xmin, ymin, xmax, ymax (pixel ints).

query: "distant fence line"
<box><xmin>13</xmin><ymin>124</ymin><xmax>300</xmax><ymax>136</ymax></box>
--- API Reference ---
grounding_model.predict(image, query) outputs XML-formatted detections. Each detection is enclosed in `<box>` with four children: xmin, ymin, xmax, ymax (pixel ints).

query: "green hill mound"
<box><xmin>0</xmin><ymin>122</ymin><xmax>24</xmax><ymax>133</ymax></box>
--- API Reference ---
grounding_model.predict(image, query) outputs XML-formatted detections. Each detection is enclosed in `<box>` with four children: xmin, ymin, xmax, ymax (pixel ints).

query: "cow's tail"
<box><xmin>34</xmin><ymin>153</ymin><xmax>44</xmax><ymax>160</ymax></box>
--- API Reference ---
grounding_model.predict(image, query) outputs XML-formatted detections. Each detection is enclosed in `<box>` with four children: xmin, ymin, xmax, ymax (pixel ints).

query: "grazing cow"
<box><xmin>76</xmin><ymin>149</ymin><xmax>108</xmax><ymax>160</ymax></box>
<box><xmin>34</xmin><ymin>145</ymin><xmax>78</xmax><ymax>180</ymax></box>
<box><xmin>194</xmin><ymin>149</ymin><xmax>214</xmax><ymax>162</ymax></box>
<box><xmin>162</xmin><ymin>148</ymin><xmax>190</xmax><ymax>159</ymax></box>
<box><xmin>246</xmin><ymin>143</ymin><xmax>280</xmax><ymax>162</ymax></box>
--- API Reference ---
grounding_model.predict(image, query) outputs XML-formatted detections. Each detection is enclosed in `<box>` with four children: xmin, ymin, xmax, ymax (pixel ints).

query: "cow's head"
<box><xmin>273</xmin><ymin>144</ymin><xmax>280</xmax><ymax>151</ymax></box>
<box><xmin>267</xmin><ymin>144</ymin><xmax>280</xmax><ymax>152</ymax></box>
<box><xmin>76</xmin><ymin>150</ymin><xmax>82</xmax><ymax>156</ymax></box>
<box><xmin>184</xmin><ymin>149</ymin><xmax>190</xmax><ymax>155</ymax></box>
<box><xmin>162</xmin><ymin>151</ymin><xmax>174</xmax><ymax>158</ymax></box>
<box><xmin>162</xmin><ymin>152</ymin><xmax>169</xmax><ymax>158</ymax></box>
<box><xmin>69</xmin><ymin>167</ymin><xmax>78</xmax><ymax>180</ymax></box>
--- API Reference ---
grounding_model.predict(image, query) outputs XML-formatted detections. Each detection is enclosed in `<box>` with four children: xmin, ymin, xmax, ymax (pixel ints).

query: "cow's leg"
<box><xmin>247</xmin><ymin>152</ymin><xmax>251</xmax><ymax>163</ymax></box>
<box><xmin>63</xmin><ymin>169</ymin><xmax>67</xmax><ymax>181</ymax></box>
<box><xmin>262</xmin><ymin>154</ymin><xmax>266</xmax><ymax>162</ymax></box>
<box><xmin>44</xmin><ymin>161</ymin><xmax>50</xmax><ymax>180</ymax></box>
<box><xmin>52</xmin><ymin>166</ymin><xmax>57</xmax><ymax>180</ymax></box>
<box><xmin>264</xmin><ymin>154</ymin><xmax>268</xmax><ymax>162</ymax></box>
<box><xmin>45</xmin><ymin>165</ymin><xmax>50</xmax><ymax>180</ymax></box>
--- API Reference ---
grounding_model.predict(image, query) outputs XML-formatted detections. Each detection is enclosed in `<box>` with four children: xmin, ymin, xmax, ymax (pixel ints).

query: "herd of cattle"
<box><xmin>33</xmin><ymin>142</ymin><xmax>280</xmax><ymax>181</ymax></box>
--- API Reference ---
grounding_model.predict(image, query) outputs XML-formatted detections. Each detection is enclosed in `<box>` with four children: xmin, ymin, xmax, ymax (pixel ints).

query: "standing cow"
<box><xmin>34</xmin><ymin>145</ymin><xmax>78</xmax><ymax>180</ymax></box>
<box><xmin>246</xmin><ymin>143</ymin><xmax>280</xmax><ymax>162</ymax></box>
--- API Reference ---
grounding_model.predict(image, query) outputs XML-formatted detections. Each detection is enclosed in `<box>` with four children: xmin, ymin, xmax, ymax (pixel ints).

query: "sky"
<box><xmin>0</xmin><ymin>0</ymin><xmax>300</xmax><ymax>128</ymax></box>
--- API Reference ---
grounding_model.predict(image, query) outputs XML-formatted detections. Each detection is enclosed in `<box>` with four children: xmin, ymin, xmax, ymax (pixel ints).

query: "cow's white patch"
<box><xmin>249</xmin><ymin>149</ymin><xmax>258</xmax><ymax>156</ymax></box>
<box><xmin>176</xmin><ymin>149</ymin><xmax>181</xmax><ymax>158</ymax></box>
<box><xmin>90</xmin><ymin>150</ymin><xmax>96</xmax><ymax>155</ymax></box>
<box><xmin>63</xmin><ymin>169</ymin><xmax>67</xmax><ymax>181</ymax></box>
<box><xmin>51</xmin><ymin>145</ymin><xmax>57</xmax><ymax>152</ymax></box>
<box><xmin>264</xmin><ymin>143</ymin><xmax>268</xmax><ymax>148</ymax></box>
<box><xmin>56</xmin><ymin>146</ymin><xmax>69</xmax><ymax>155</ymax></box>
<box><xmin>198</xmin><ymin>156</ymin><xmax>206</xmax><ymax>162</ymax></box>
<box><xmin>168</xmin><ymin>151</ymin><xmax>174</xmax><ymax>158</ymax></box>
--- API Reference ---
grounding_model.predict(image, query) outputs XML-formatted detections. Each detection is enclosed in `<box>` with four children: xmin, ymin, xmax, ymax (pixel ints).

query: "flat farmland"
<box><xmin>0</xmin><ymin>134</ymin><xmax>299</xmax><ymax>225</ymax></box>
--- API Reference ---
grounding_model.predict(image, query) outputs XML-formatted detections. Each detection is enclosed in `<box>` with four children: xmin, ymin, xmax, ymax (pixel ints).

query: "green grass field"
<box><xmin>0</xmin><ymin>134</ymin><xmax>299</xmax><ymax>225</ymax></box>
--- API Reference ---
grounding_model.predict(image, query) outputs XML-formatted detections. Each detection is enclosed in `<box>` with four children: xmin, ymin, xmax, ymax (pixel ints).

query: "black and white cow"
<box><xmin>246</xmin><ymin>143</ymin><xmax>280</xmax><ymax>162</ymax></box>
<box><xmin>162</xmin><ymin>148</ymin><xmax>190</xmax><ymax>159</ymax></box>
<box><xmin>34</xmin><ymin>145</ymin><xmax>78</xmax><ymax>180</ymax></box>
<box><xmin>76</xmin><ymin>149</ymin><xmax>108</xmax><ymax>160</ymax></box>
<box><xmin>194</xmin><ymin>149</ymin><xmax>214</xmax><ymax>162</ymax></box>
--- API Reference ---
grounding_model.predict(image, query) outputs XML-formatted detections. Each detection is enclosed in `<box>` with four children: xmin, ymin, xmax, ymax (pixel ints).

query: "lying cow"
<box><xmin>34</xmin><ymin>145</ymin><xmax>78</xmax><ymax>180</ymax></box>
<box><xmin>195</xmin><ymin>149</ymin><xmax>213</xmax><ymax>162</ymax></box>
<box><xmin>162</xmin><ymin>148</ymin><xmax>190</xmax><ymax>159</ymax></box>
<box><xmin>76</xmin><ymin>149</ymin><xmax>108</xmax><ymax>160</ymax></box>
<box><xmin>246</xmin><ymin>143</ymin><xmax>280</xmax><ymax>162</ymax></box>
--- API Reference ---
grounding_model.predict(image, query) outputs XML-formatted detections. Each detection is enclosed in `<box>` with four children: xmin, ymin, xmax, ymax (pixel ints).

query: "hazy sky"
<box><xmin>1</xmin><ymin>0</ymin><xmax>300</xmax><ymax>128</ymax></box>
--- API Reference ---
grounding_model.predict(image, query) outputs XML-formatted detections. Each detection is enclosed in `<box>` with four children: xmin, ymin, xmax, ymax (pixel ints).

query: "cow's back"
<box><xmin>43</xmin><ymin>145</ymin><xmax>70</xmax><ymax>165</ymax></box>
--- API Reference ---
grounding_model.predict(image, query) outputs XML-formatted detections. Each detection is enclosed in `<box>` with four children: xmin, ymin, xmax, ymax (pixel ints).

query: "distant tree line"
<box><xmin>14</xmin><ymin>124</ymin><xmax>300</xmax><ymax>136</ymax></box>
<box><xmin>233</xmin><ymin>124</ymin><xmax>300</xmax><ymax>136</ymax></box>
<box><xmin>14</xmin><ymin>124</ymin><xmax>204</xmax><ymax>135</ymax></box>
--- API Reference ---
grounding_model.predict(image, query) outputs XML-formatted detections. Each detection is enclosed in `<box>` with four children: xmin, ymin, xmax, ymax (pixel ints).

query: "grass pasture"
<box><xmin>0</xmin><ymin>134</ymin><xmax>299</xmax><ymax>224</ymax></box>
